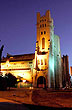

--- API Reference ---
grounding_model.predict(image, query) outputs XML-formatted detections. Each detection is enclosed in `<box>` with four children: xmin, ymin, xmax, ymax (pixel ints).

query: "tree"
<box><xmin>0</xmin><ymin>45</ymin><xmax>4</xmax><ymax>61</ymax></box>
<box><xmin>0</xmin><ymin>76</ymin><xmax>7</xmax><ymax>90</ymax></box>
<box><xmin>0</xmin><ymin>45</ymin><xmax>4</xmax><ymax>72</ymax></box>
<box><xmin>5</xmin><ymin>73</ymin><xmax>17</xmax><ymax>90</ymax></box>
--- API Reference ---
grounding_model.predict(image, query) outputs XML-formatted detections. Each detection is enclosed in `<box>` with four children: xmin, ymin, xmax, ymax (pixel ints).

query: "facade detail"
<box><xmin>1</xmin><ymin>10</ymin><xmax>69</xmax><ymax>89</ymax></box>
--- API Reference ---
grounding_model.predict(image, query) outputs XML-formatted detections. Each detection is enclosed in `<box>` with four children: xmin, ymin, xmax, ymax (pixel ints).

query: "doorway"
<box><xmin>37</xmin><ymin>76</ymin><xmax>46</xmax><ymax>88</ymax></box>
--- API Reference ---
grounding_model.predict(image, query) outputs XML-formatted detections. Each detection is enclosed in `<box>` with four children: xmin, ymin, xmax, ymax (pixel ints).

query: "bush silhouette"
<box><xmin>0</xmin><ymin>76</ymin><xmax>7</xmax><ymax>90</ymax></box>
<box><xmin>5</xmin><ymin>73</ymin><xmax>17</xmax><ymax>90</ymax></box>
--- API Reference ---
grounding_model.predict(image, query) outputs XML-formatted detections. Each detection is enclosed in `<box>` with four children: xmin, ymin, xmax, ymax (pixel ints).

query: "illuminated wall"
<box><xmin>54</xmin><ymin>35</ymin><xmax>62</xmax><ymax>88</ymax></box>
<box><xmin>1</xmin><ymin>54</ymin><xmax>35</xmax><ymax>82</ymax></box>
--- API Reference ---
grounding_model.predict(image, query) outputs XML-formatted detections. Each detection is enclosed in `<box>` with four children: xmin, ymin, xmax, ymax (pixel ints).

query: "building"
<box><xmin>1</xmin><ymin>10</ymin><xmax>63</xmax><ymax>88</ymax></box>
<box><xmin>70</xmin><ymin>66</ymin><xmax>72</xmax><ymax>76</ymax></box>
<box><xmin>70</xmin><ymin>66</ymin><xmax>72</xmax><ymax>86</ymax></box>
<box><xmin>62</xmin><ymin>55</ymin><xmax>70</xmax><ymax>87</ymax></box>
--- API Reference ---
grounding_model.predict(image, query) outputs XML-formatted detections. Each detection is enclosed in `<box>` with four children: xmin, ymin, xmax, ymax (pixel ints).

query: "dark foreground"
<box><xmin>24</xmin><ymin>103</ymin><xmax>72</xmax><ymax>110</ymax></box>
<box><xmin>0</xmin><ymin>102</ymin><xmax>72</xmax><ymax>110</ymax></box>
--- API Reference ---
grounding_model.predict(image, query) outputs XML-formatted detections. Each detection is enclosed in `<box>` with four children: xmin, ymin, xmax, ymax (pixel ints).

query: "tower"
<box><xmin>36</xmin><ymin>10</ymin><xmax>52</xmax><ymax>52</ymax></box>
<box><xmin>33</xmin><ymin>10</ymin><xmax>62</xmax><ymax>88</ymax></box>
<box><xmin>62</xmin><ymin>55</ymin><xmax>70</xmax><ymax>87</ymax></box>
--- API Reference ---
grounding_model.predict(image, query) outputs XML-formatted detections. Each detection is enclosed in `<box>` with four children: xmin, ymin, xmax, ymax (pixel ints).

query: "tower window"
<box><xmin>41</xmin><ymin>32</ymin><xmax>43</xmax><ymax>35</ymax></box>
<box><xmin>42</xmin><ymin>24</ymin><xmax>44</xmax><ymax>27</ymax></box>
<box><xmin>45</xmin><ymin>24</ymin><xmax>46</xmax><ymax>27</ymax></box>
<box><xmin>42</xmin><ymin>38</ymin><xmax>45</xmax><ymax>49</ymax></box>
<box><xmin>38</xmin><ymin>60</ymin><xmax>40</xmax><ymax>65</ymax></box>
<box><xmin>40</xmin><ymin>25</ymin><xmax>41</xmax><ymax>28</ymax></box>
<box><xmin>41</xmin><ymin>59</ymin><xmax>43</xmax><ymax>65</ymax></box>
<box><xmin>44</xmin><ymin>31</ymin><xmax>46</xmax><ymax>34</ymax></box>
<box><xmin>45</xmin><ymin>59</ymin><xmax>47</xmax><ymax>65</ymax></box>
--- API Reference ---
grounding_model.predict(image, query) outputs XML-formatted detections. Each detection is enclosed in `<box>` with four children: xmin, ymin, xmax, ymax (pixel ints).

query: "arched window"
<box><xmin>42</xmin><ymin>24</ymin><xmax>44</xmax><ymax>27</ymax></box>
<box><xmin>45</xmin><ymin>24</ymin><xmax>46</xmax><ymax>27</ymax></box>
<box><xmin>41</xmin><ymin>32</ymin><xmax>43</xmax><ymax>35</ymax></box>
<box><xmin>41</xmin><ymin>59</ymin><xmax>43</xmax><ymax>65</ymax></box>
<box><xmin>37</xmin><ymin>60</ymin><xmax>40</xmax><ymax>65</ymax></box>
<box><xmin>45</xmin><ymin>59</ymin><xmax>47</xmax><ymax>65</ymax></box>
<box><xmin>42</xmin><ymin>38</ymin><xmax>45</xmax><ymax>49</ymax></box>
<box><xmin>44</xmin><ymin>31</ymin><xmax>46</xmax><ymax>34</ymax></box>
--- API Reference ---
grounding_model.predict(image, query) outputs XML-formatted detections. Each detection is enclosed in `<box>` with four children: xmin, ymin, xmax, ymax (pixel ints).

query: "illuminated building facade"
<box><xmin>1</xmin><ymin>53</ymin><xmax>35</xmax><ymax>83</ymax></box>
<box><xmin>1</xmin><ymin>10</ymin><xmax>63</xmax><ymax>88</ymax></box>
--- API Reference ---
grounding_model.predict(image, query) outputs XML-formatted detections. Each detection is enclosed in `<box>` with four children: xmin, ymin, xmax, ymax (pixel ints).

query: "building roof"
<box><xmin>1</xmin><ymin>53</ymin><xmax>35</xmax><ymax>62</ymax></box>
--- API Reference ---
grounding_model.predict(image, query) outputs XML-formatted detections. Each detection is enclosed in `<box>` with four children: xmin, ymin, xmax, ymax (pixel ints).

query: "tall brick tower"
<box><xmin>36</xmin><ymin>10</ymin><xmax>51</xmax><ymax>52</ymax></box>
<box><xmin>33</xmin><ymin>10</ymin><xmax>62</xmax><ymax>88</ymax></box>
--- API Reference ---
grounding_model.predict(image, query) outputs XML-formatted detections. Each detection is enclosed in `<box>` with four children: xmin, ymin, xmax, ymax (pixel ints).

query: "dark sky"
<box><xmin>0</xmin><ymin>0</ymin><xmax>72</xmax><ymax>68</ymax></box>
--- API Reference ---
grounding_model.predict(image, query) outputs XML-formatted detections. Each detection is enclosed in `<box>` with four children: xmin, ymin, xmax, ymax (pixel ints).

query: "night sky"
<box><xmin>0</xmin><ymin>0</ymin><xmax>72</xmax><ymax>69</ymax></box>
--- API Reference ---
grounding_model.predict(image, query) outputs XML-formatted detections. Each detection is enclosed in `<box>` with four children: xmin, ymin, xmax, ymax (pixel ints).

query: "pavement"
<box><xmin>0</xmin><ymin>88</ymin><xmax>72</xmax><ymax>109</ymax></box>
<box><xmin>32</xmin><ymin>89</ymin><xmax>72</xmax><ymax>108</ymax></box>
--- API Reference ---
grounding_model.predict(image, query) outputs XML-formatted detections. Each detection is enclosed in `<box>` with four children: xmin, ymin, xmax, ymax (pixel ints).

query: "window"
<box><xmin>14</xmin><ymin>63</ymin><xmax>16</xmax><ymax>65</ymax></box>
<box><xmin>21</xmin><ymin>62</ymin><xmax>24</xmax><ymax>64</ymax></box>
<box><xmin>42</xmin><ymin>24</ymin><xmax>44</xmax><ymax>27</ymax></box>
<box><xmin>45</xmin><ymin>24</ymin><xmax>46</xmax><ymax>27</ymax></box>
<box><xmin>44</xmin><ymin>31</ymin><xmax>46</xmax><ymax>34</ymax></box>
<box><xmin>41</xmin><ymin>32</ymin><xmax>43</xmax><ymax>35</ymax></box>
<box><xmin>45</xmin><ymin>59</ymin><xmax>47</xmax><ymax>65</ymax></box>
<box><xmin>37</xmin><ymin>60</ymin><xmax>40</xmax><ymax>65</ymax></box>
<box><xmin>42</xmin><ymin>38</ymin><xmax>45</xmax><ymax>49</ymax></box>
<box><xmin>40</xmin><ymin>25</ymin><xmax>41</xmax><ymax>28</ymax></box>
<box><xmin>41</xmin><ymin>59</ymin><xmax>43</xmax><ymax>65</ymax></box>
<box><xmin>29</xmin><ymin>62</ymin><xmax>32</xmax><ymax>64</ymax></box>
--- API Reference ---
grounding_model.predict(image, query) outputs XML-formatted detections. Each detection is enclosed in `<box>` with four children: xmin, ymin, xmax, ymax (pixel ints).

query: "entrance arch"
<box><xmin>37</xmin><ymin>76</ymin><xmax>46</xmax><ymax>88</ymax></box>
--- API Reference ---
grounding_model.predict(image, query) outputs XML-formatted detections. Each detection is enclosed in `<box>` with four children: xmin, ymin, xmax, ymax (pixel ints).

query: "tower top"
<box><xmin>36</xmin><ymin>10</ymin><xmax>53</xmax><ymax>52</ymax></box>
<box><xmin>37</xmin><ymin>10</ymin><xmax>51</xmax><ymax>23</ymax></box>
<box><xmin>45</xmin><ymin>10</ymin><xmax>51</xmax><ymax>20</ymax></box>
<box><xmin>37</xmin><ymin>10</ymin><xmax>51</xmax><ymax>16</ymax></box>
